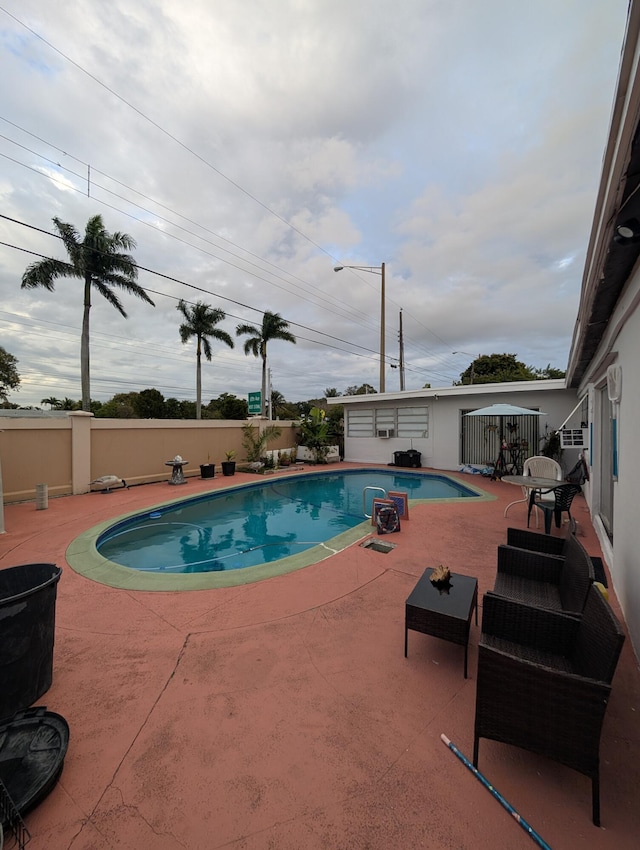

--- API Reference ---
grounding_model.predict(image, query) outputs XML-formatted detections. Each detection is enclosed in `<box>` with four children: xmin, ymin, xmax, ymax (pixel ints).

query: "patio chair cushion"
<box><xmin>494</xmin><ymin>532</ymin><xmax>594</xmax><ymax>617</ymax></box>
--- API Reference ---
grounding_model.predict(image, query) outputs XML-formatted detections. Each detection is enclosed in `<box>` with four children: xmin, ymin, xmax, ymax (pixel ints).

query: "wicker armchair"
<box><xmin>506</xmin><ymin>526</ymin><xmax>570</xmax><ymax>556</ymax></box>
<box><xmin>494</xmin><ymin>531</ymin><xmax>594</xmax><ymax>617</ymax></box>
<box><xmin>474</xmin><ymin>585</ymin><xmax>625</xmax><ymax>825</ymax></box>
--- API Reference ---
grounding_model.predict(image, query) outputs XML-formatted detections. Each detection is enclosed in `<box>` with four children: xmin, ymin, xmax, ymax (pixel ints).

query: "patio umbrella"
<box><xmin>464</xmin><ymin>403</ymin><xmax>547</xmax><ymax>439</ymax></box>
<box><xmin>464</xmin><ymin>403</ymin><xmax>547</xmax><ymax>478</ymax></box>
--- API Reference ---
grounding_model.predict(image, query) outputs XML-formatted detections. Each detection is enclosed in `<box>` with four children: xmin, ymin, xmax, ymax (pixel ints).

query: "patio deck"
<box><xmin>1</xmin><ymin>463</ymin><xmax>639</xmax><ymax>850</ymax></box>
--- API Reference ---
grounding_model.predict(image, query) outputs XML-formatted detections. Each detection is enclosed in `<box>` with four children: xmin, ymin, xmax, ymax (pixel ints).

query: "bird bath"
<box><xmin>165</xmin><ymin>456</ymin><xmax>188</xmax><ymax>485</ymax></box>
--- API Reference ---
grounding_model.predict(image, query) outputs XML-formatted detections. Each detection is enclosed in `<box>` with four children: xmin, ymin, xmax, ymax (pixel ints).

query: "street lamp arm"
<box><xmin>334</xmin><ymin>261</ymin><xmax>386</xmax><ymax>392</ymax></box>
<box><xmin>334</xmin><ymin>265</ymin><xmax>383</xmax><ymax>275</ymax></box>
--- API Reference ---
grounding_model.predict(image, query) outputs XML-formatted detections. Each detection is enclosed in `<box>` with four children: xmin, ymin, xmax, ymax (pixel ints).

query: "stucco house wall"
<box><xmin>574</xmin><ymin>266</ymin><xmax>640</xmax><ymax>655</ymax></box>
<box><xmin>330</xmin><ymin>380</ymin><xmax>579</xmax><ymax>472</ymax></box>
<box><xmin>566</xmin><ymin>0</ymin><xmax>640</xmax><ymax>659</ymax></box>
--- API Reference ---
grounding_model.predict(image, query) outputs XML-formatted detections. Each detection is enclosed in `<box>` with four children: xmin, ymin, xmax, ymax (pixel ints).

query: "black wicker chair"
<box><xmin>528</xmin><ymin>483</ymin><xmax>582</xmax><ymax>534</ymax></box>
<box><xmin>474</xmin><ymin>585</ymin><xmax>625</xmax><ymax>825</ymax></box>
<box><xmin>506</xmin><ymin>526</ymin><xmax>571</xmax><ymax>556</ymax></box>
<box><xmin>494</xmin><ymin>531</ymin><xmax>594</xmax><ymax>617</ymax></box>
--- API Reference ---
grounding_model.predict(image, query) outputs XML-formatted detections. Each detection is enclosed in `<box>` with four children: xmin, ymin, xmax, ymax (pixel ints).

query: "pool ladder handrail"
<box><xmin>363</xmin><ymin>485</ymin><xmax>387</xmax><ymax>519</ymax></box>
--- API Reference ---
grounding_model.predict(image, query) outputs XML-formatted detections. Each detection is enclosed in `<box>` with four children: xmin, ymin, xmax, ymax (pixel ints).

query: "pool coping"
<box><xmin>66</xmin><ymin>469</ymin><xmax>494</xmax><ymax>591</ymax></box>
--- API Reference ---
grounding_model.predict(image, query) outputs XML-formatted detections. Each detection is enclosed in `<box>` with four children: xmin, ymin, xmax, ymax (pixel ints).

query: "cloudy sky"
<box><xmin>0</xmin><ymin>0</ymin><xmax>630</xmax><ymax>408</ymax></box>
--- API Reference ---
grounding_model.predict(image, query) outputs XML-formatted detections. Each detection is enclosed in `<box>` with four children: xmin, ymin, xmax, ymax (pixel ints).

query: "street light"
<box><xmin>334</xmin><ymin>262</ymin><xmax>386</xmax><ymax>393</ymax></box>
<box><xmin>453</xmin><ymin>350</ymin><xmax>476</xmax><ymax>384</ymax></box>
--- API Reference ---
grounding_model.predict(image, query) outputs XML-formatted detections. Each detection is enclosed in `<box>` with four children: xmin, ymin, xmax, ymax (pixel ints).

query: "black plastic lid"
<box><xmin>0</xmin><ymin>706</ymin><xmax>69</xmax><ymax>822</ymax></box>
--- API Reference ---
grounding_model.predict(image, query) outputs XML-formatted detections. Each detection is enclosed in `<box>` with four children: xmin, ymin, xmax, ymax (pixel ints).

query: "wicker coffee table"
<box><xmin>405</xmin><ymin>568</ymin><xmax>478</xmax><ymax>678</ymax></box>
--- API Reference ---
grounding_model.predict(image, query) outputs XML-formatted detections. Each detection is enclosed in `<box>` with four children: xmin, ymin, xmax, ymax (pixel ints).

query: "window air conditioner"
<box><xmin>377</xmin><ymin>429</ymin><xmax>394</xmax><ymax>439</ymax></box>
<box><xmin>560</xmin><ymin>428</ymin><xmax>589</xmax><ymax>449</ymax></box>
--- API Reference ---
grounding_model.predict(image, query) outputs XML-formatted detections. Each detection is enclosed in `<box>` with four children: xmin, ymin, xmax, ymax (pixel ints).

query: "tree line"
<box><xmin>4</xmin><ymin>213</ymin><xmax>565</xmax><ymax>408</ymax></box>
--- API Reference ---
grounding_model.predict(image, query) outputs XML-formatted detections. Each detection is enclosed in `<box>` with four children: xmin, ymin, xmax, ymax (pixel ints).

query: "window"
<box><xmin>347</xmin><ymin>408</ymin><xmax>374</xmax><ymax>437</ymax></box>
<box><xmin>347</xmin><ymin>405</ymin><xmax>429</xmax><ymax>438</ymax></box>
<box><xmin>375</xmin><ymin>409</ymin><xmax>396</xmax><ymax>432</ymax></box>
<box><xmin>397</xmin><ymin>407</ymin><xmax>429</xmax><ymax>438</ymax></box>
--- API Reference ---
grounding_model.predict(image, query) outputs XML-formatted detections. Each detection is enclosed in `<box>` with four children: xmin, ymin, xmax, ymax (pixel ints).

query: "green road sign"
<box><xmin>248</xmin><ymin>391</ymin><xmax>262</xmax><ymax>415</ymax></box>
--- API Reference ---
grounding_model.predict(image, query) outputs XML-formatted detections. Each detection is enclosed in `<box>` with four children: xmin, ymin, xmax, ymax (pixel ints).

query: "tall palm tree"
<box><xmin>177</xmin><ymin>300</ymin><xmax>234</xmax><ymax>419</ymax></box>
<box><xmin>236</xmin><ymin>311</ymin><xmax>296</xmax><ymax>417</ymax></box>
<box><xmin>21</xmin><ymin>215</ymin><xmax>154</xmax><ymax>411</ymax></box>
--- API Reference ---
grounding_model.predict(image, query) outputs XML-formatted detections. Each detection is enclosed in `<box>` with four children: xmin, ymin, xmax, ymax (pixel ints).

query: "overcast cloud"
<box><xmin>0</xmin><ymin>0</ymin><xmax>630</xmax><ymax>408</ymax></box>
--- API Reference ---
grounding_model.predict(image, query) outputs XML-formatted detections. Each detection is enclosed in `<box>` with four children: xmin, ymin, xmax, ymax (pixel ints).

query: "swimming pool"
<box><xmin>67</xmin><ymin>468</ymin><xmax>491</xmax><ymax>590</ymax></box>
<box><xmin>96</xmin><ymin>470</ymin><xmax>478</xmax><ymax>572</ymax></box>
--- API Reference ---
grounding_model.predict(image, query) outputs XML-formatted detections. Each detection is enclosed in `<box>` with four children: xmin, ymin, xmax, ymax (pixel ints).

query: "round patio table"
<box><xmin>502</xmin><ymin>474</ymin><xmax>565</xmax><ymax>522</ymax></box>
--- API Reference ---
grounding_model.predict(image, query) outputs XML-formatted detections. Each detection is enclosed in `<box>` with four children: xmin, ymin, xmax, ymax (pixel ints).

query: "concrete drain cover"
<box><xmin>361</xmin><ymin>538</ymin><xmax>396</xmax><ymax>554</ymax></box>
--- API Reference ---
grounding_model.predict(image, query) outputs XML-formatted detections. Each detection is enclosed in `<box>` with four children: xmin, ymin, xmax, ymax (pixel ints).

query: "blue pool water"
<box><xmin>97</xmin><ymin>470</ymin><xmax>479</xmax><ymax>574</ymax></box>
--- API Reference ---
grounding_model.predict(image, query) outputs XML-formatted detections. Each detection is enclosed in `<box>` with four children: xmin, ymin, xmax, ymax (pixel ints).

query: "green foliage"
<box><xmin>324</xmin><ymin>387</ymin><xmax>341</xmax><ymax>397</ymax></box>
<box><xmin>241</xmin><ymin>422</ymin><xmax>282</xmax><ymax>463</ymax></box>
<box><xmin>298</xmin><ymin>407</ymin><xmax>330</xmax><ymax>463</ymax></box>
<box><xmin>539</xmin><ymin>425</ymin><xmax>563</xmax><ymax>462</ymax></box>
<box><xmin>95</xmin><ymin>392</ymin><xmax>139</xmax><ymax>418</ymax></box>
<box><xmin>207</xmin><ymin>392</ymin><xmax>248</xmax><ymax>420</ymax></box>
<box><xmin>457</xmin><ymin>353</ymin><xmax>566</xmax><ymax>385</ymax></box>
<box><xmin>0</xmin><ymin>346</ymin><xmax>20</xmax><ymax>402</ymax></box>
<box><xmin>134</xmin><ymin>388</ymin><xmax>166</xmax><ymax>418</ymax></box>
<box><xmin>344</xmin><ymin>383</ymin><xmax>376</xmax><ymax>395</ymax></box>
<box><xmin>533</xmin><ymin>364</ymin><xmax>566</xmax><ymax>379</ymax></box>
<box><xmin>41</xmin><ymin>396</ymin><xmax>61</xmax><ymax>409</ymax></box>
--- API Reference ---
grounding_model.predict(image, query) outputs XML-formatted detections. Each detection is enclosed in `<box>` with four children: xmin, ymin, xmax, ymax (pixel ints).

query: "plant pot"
<box><xmin>221</xmin><ymin>461</ymin><xmax>236</xmax><ymax>476</ymax></box>
<box><xmin>200</xmin><ymin>463</ymin><xmax>215</xmax><ymax>479</ymax></box>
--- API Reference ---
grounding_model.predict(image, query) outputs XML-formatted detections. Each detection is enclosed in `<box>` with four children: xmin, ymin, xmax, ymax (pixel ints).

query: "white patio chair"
<box><xmin>503</xmin><ymin>455</ymin><xmax>563</xmax><ymax>526</ymax></box>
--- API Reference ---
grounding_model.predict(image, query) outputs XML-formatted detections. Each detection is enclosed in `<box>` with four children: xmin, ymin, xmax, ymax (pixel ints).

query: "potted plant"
<box><xmin>241</xmin><ymin>422</ymin><xmax>282</xmax><ymax>469</ymax></box>
<box><xmin>200</xmin><ymin>453</ymin><xmax>215</xmax><ymax>479</ymax></box>
<box><xmin>279</xmin><ymin>450</ymin><xmax>291</xmax><ymax>467</ymax></box>
<box><xmin>221</xmin><ymin>450</ymin><xmax>237</xmax><ymax>476</ymax></box>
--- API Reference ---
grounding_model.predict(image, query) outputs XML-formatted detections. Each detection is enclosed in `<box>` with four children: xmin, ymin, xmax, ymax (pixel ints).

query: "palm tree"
<box><xmin>177</xmin><ymin>300</ymin><xmax>234</xmax><ymax>419</ymax></box>
<box><xmin>41</xmin><ymin>396</ymin><xmax>62</xmax><ymax>410</ymax></box>
<box><xmin>21</xmin><ymin>215</ymin><xmax>154</xmax><ymax>411</ymax></box>
<box><xmin>236</xmin><ymin>312</ymin><xmax>296</xmax><ymax>417</ymax></box>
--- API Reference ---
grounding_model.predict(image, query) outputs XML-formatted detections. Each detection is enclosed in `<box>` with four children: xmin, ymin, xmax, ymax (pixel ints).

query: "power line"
<box><xmin>0</xmin><ymin>219</ymin><xmax>388</xmax><ymax>360</ymax></box>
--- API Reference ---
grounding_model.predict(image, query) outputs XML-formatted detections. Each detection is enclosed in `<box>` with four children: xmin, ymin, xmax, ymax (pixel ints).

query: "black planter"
<box><xmin>221</xmin><ymin>461</ymin><xmax>236</xmax><ymax>476</ymax></box>
<box><xmin>200</xmin><ymin>463</ymin><xmax>215</xmax><ymax>479</ymax></box>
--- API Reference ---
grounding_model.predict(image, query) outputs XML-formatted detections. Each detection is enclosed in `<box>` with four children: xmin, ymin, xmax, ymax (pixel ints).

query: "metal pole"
<box><xmin>268</xmin><ymin>367</ymin><xmax>273</xmax><ymax>421</ymax></box>
<box><xmin>399</xmin><ymin>308</ymin><xmax>405</xmax><ymax>391</ymax></box>
<box><xmin>380</xmin><ymin>262</ymin><xmax>386</xmax><ymax>393</ymax></box>
<box><xmin>441</xmin><ymin>735</ymin><xmax>553</xmax><ymax>850</ymax></box>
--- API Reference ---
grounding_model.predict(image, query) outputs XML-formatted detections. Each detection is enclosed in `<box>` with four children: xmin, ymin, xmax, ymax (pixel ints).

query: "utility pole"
<box><xmin>398</xmin><ymin>309</ymin><xmax>405</xmax><ymax>390</ymax></box>
<box><xmin>268</xmin><ymin>368</ymin><xmax>273</xmax><ymax>420</ymax></box>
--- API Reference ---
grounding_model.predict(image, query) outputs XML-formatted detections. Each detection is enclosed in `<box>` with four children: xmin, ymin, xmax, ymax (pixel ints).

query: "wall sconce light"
<box><xmin>614</xmin><ymin>218</ymin><xmax>640</xmax><ymax>244</ymax></box>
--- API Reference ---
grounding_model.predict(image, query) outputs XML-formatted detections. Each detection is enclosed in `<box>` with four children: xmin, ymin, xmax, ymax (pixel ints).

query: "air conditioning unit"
<box><xmin>560</xmin><ymin>428</ymin><xmax>589</xmax><ymax>449</ymax></box>
<box><xmin>377</xmin><ymin>429</ymin><xmax>394</xmax><ymax>439</ymax></box>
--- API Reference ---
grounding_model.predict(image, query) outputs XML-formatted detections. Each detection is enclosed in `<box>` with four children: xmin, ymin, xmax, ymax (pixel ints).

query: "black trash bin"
<box><xmin>405</xmin><ymin>449</ymin><xmax>422</xmax><ymax>468</ymax></box>
<box><xmin>393</xmin><ymin>450</ymin><xmax>422</xmax><ymax>468</ymax></box>
<box><xmin>0</xmin><ymin>563</ymin><xmax>62</xmax><ymax>722</ymax></box>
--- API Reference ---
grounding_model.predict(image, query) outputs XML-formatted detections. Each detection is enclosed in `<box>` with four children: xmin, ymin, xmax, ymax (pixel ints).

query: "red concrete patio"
<box><xmin>1</xmin><ymin>464</ymin><xmax>639</xmax><ymax>850</ymax></box>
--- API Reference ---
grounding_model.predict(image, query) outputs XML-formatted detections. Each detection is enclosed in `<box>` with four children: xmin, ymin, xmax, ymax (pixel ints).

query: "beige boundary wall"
<box><xmin>0</xmin><ymin>414</ymin><xmax>299</xmax><ymax>504</ymax></box>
